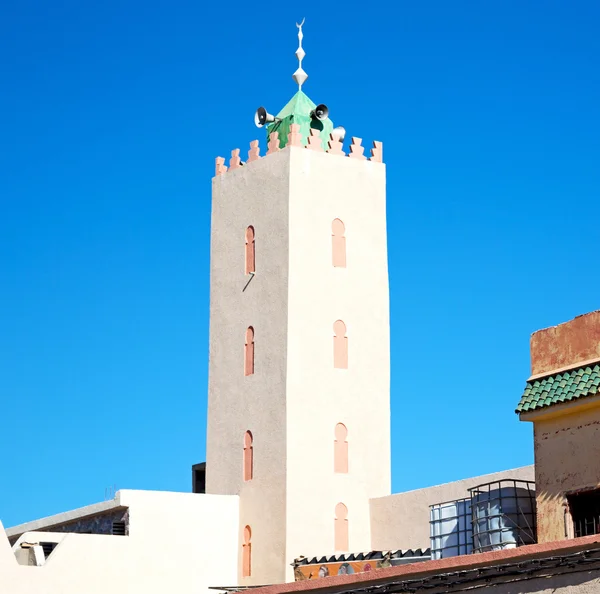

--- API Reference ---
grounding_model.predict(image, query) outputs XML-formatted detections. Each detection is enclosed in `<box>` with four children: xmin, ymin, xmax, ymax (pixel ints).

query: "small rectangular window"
<box><xmin>568</xmin><ymin>489</ymin><xmax>600</xmax><ymax>537</ymax></box>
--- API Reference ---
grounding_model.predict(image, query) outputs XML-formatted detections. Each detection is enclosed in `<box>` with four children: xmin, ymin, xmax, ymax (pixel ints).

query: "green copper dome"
<box><xmin>267</xmin><ymin>90</ymin><xmax>334</xmax><ymax>150</ymax></box>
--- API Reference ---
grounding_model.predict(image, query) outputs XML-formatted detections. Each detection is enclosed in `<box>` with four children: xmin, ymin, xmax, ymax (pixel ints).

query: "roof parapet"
<box><xmin>215</xmin><ymin>125</ymin><xmax>383</xmax><ymax>176</ymax></box>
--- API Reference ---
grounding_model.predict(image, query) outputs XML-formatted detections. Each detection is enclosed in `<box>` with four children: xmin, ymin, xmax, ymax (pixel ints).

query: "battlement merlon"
<box><xmin>214</xmin><ymin>126</ymin><xmax>384</xmax><ymax>177</ymax></box>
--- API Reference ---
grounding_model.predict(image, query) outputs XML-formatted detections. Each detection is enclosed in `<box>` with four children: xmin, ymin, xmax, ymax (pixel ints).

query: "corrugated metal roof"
<box><xmin>294</xmin><ymin>549</ymin><xmax>430</xmax><ymax>566</ymax></box>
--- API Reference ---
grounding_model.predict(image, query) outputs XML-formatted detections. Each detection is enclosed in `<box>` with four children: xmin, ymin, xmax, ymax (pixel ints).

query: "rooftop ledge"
<box><xmin>242</xmin><ymin>535</ymin><xmax>600</xmax><ymax>594</ymax></box>
<box><xmin>5</xmin><ymin>494</ymin><xmax>126</xmax><ymax>538</ymax></box>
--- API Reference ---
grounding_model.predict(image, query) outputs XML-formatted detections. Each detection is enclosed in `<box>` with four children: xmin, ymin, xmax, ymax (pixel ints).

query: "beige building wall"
<box><xmin>530</xmin><ymin>399</ymin><xmax>600</xmax><ymax>543</ymax></box>
<box><xmin>370</xmin><ymin>465</ymin><xmax>534</xmax><ymax>551</ymax></box>
<box><xmin>0</xmin><ymin>490</ymin><xmax>238</xmax><ymax>594</ymax></box>
<box><xmin>206</xmin><ymin>150</ymin><xmax>291</xmax><ymax>585</ymax></box>
<box><xmin>286</xmin><ymin>148</ymin><xmax>390</xmax><ymax>576</ymax></box>
<box><xmin>206</xmin><ymin>146</ymin><xmax>391</xmax><ymax>584</ymax></box>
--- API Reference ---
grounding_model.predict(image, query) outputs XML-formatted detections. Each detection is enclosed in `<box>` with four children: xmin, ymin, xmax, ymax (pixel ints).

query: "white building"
<box><xmin>2</xmin><ymin>490</ymin><xmax>238</xmax><ymax>593</ymax></box>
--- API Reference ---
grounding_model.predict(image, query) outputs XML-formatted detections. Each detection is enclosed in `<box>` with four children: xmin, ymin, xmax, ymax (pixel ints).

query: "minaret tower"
<box><xmin>205</xmin><ymin>22</ymin><xmax>391</xmax><ymax>585</ymax></box>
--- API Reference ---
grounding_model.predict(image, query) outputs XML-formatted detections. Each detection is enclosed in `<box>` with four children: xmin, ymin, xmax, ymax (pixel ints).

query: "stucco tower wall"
<box><xmin>285</xmin><ymin>147</ymin><xmax>391</xmax><ymax>578</ymax></box>
<box><xmin>533</xmin><ymin>403</ymin><xmax>600</xmax><ymax>543</ymax></box>
<box><xmin>206</xmin><ymin>150</ymin><xmax>291</xmax><ymax>585</ymax></box>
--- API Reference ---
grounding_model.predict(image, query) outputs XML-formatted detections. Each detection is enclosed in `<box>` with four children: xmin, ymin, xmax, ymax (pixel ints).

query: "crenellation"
<box><xmin>370</xmin><ymin>140</ymin><xmax>383</xmax><ymax>163</ymax></box>
<box><xmin>327</xmin><ymin>133</ymin><xmax>345</xmax><ymax>156</ymax></box>
<box><xmin>248</xmin><ymin>140</ymin><xmax>260</xmax><ymax>163</ymax></box>
<box><xmin>349</xmin><ymin>137</ymin><xmax>367</xmax><ymax>161</ymax></box>
<box><xmin>229</xmin><ymin>149</ymin><xmax>242</xmax><ymax>170</ymax></box>
<box><xmin>306</xmin><ymin>128</ymin><xmax>324</xmax><ymax>151</ymax></box>
<box><xmin>267</xmin><ymin>132</ymin><xmax>280</xmax><ymax>155</ymax></box>
<box><xmin>287</xmin><ymin>123</ymin><xmax>302</xmax><ymax>147</ymax></box>
<box><xmin>215</xmin><ymin>130</ymin><xmax>384</xmax><ymax>177</ymax></box>
<box><xmin>215</xmin><ymin>156</ymin><xmax>228</xmax><ymax>176</ymax></box>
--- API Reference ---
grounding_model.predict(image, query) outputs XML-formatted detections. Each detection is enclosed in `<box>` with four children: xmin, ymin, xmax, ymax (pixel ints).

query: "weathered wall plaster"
<box><xmin>534</xmin><ymin>403</ymin><xmax>600</xmax><ymax>543</ymax></box>
<box><xmin>530</xmin><ymin>310</ymin><xmax>600</xmax><ymax>377</ymax></box>
<box><xmin>207</xmin><ymin>148</ymin><xmax>290</xmax><ymax>585</ymax></box>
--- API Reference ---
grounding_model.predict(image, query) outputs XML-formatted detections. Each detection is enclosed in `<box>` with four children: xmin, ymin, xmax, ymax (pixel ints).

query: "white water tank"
<box><xmin>429</xmin><ymin>498</ymin><xmax>473</xmax><ymax>560</ymax></box>
<box><xmin>470</xmin><ymin>480</ymin><xmax>536</xmax><ymax>553</ymax></box>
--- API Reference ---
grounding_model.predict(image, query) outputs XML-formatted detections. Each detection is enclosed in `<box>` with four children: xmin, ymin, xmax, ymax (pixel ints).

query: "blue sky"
<box><xmin>1</xmin><ymin>0</ymin><xmax>599</xmax><ymax>527</ymax></box>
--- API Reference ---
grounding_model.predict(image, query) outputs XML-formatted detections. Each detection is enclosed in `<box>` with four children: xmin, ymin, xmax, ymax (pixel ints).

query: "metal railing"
<box><xmin>573</xmin><ymin>514</ymin><xmax>600</xmax><ymax>538</ymax></box>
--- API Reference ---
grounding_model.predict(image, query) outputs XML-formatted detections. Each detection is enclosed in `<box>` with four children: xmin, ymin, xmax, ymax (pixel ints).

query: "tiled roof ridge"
<box><xmin>516</xmin><ymin>362</ymin><xmax>600</xmax><ymax>414</ymax></box>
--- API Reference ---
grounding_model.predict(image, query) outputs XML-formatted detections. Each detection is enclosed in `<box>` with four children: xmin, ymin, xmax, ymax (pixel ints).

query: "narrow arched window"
<box><xmin>332</xmin><ymin>219</ymin><xmax>346</xmax><ymax>268</ymax></box>
<box><xmin>242</xmin><ymin>525</ymin><xmax>252</xmax><ymax>577</ymax></box>
<box><xmin>245</xmin><ymin>226</ymin><xmax>255</xmax><ymax>274</ymax></box>
<box><xmin>335</xmin><ymin>503</ymin><xmax>349</xmax><ymax>551</ymax></box>
<box><xmin>333</xmin><ymin>320</ymin><xmax>348</xmax><ymax>369</ymax></box>
<box><xmin>334</xmin><ymin>423</ymin><xmax>348</xmax><ymax>473</ymax></box>
<box><xmin>245</xmin><ymin>327</ymin><xmax>255</xmax><ymax>376</ymax></box>
<box><xmin>243</xmin><ymin>431</ymin><xmax>253</xmax><ymax>481</ymax></box>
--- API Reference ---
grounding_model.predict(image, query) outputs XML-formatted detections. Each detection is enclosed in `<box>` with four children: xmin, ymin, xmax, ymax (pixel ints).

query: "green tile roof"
<box><xmin>516</xmin><ymin>364</ymin><xmax>600</xmax><ymax>414</ymax></box>
<box><xmin>267</xmin><ymin>90</ymin><xmax>334</xmax><ymax>150</ymax></box>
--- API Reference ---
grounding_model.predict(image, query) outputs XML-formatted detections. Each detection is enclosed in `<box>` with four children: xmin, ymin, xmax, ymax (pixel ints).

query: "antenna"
<box><xmin>104</xmin><ymin>484</ymin><xmax>118</xmax><ymax>500</ymax></box>
<box><xmin>293</xmin><ymin>18</ymin><xmax>308</xmax><ymax>90</ymax></box>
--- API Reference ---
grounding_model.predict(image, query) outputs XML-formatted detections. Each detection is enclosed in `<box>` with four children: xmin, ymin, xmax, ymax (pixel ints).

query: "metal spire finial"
<box><xmin>293</xmin><ymin>18</ymin><xmax>308</xmax><ymax>90</ymax></box>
